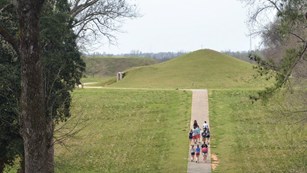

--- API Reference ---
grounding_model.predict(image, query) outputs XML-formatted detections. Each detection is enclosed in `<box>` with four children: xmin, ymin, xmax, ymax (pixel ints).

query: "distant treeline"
<box><xmin>86</xmin><ymin>51</ymin><xmax>188</xmax><ymax>61</ymax></box>
<box><xmin>222</xmin><ymin>50</ymin><xmax>263</xmax><ymax>64</ymax></box>
<box><xmin>222</xmin><ymin>51</ymin><xmax>252</xmax><ymax>63</ymax></box>
<box><xmin>85</xmin><ymin>50</ymin><xmax>264</xmax><ymax>63</ymax></box>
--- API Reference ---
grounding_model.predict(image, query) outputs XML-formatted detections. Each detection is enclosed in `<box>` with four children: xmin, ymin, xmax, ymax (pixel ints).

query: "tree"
<box><xmin>243</xmin><ymin>0</ymin><xmax>307</xmax><ymax>101</ymax></box>
<box><xmin>0</xmin><ymin>0</ymin><xmax>135</xmax><ymax>172</ymax></box>
<box><xmin>0</xmin><ymin>0</ymin><xmax>85</xmax><ymax>172</ymax></box>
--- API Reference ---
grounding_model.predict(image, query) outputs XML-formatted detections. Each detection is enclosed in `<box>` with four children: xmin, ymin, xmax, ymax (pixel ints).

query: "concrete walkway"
<box><xmin>187</xmin><ymin>89</ymin><xmax>211</xmax><ymax>173</ymax></box>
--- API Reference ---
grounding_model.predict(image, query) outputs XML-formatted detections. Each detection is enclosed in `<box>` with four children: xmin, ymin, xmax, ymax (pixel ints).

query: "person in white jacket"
<box><xmin>203</xmin><ymin>121</ymin><xmax>209</xmax><ymax>130</ymax></box>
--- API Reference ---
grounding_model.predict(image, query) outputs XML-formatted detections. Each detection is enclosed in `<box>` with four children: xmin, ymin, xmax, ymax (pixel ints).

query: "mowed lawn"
<box><xmin>55</xmin><ymin>89</ymin><xmax>191</xmax><ymax>173</ymax></box>
<box><xmin>210</xmin><ymin>90</ymin><xmax>307</xmax><ymax>173</ymax></box>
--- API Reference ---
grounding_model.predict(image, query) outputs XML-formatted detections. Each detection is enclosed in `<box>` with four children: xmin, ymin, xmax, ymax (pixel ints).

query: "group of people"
<box><xmin>189</xmin><ymin>120</ymin><xmax>210</xmax><ymax>163</ymax></box>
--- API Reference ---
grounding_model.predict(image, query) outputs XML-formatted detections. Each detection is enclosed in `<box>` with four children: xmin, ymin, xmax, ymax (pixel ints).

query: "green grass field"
<box><xmin>55</xmin><ymin>49</ymin><xmax>305</xmax><ymax>172</ymax></box>
<box><xmin>55</xmin><ymin>89</ymin><xmax>192</xmax><ymax>173</ymax></box>
<box><xmin>110</xmin><ymin>49</ymin><xmax>270</xmax><ymax>89</ymax></box>
<box><xmin>209</xmin><ymin>90</ymin><xmax>307</xmax><ymax>173</ymax></box>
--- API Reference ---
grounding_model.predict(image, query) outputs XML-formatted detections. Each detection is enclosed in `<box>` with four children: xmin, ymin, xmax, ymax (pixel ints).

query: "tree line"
<box><xmin>86</xmin><ymin>51</ymin><xmax>187</xmax><ymax>61</ymax></box>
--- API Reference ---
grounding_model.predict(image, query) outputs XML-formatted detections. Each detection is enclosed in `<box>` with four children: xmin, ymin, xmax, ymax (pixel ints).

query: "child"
<box><xmin>189</xmin><ymin>129</ymin><xmax>193</xmax><ymax>144</ymax></box>
<box><xmin>201</xmin><ymin>143</ymin><xmax>208</xmax><ymax>162</ymax></box>
<box><xmin>190</xmin><ymin>145</ymin><xmax>195</xmax><ymax>162</ymax></box>
<box><xmin>195</xmin><ymin>144</ymin><xmax>201</xmax><ymax>163</ymax></box>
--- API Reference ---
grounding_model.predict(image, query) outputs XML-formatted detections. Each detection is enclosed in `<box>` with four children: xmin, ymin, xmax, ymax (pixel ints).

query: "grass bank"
<box><xmin>55</xmin><ymin>89</ymin><xmax>191</xmax><ymax>173</ymax></box>
<box><xmin>210</xmin><ymin>90</ymin><xmax>307</xmax><ymax>173</ymax></box>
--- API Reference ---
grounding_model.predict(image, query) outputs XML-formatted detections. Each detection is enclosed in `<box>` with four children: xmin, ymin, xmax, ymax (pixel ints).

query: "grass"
<box><xmin>209</xmin><ymin>89</ymin><xmax>307</xmax><ymax>173</ymax></box>
<box><xmin>110</xmin><ymin>49</ymin><xmax>270</xmax><ymax>89</ymax></box>
<box><xmin>5</xmin><ymin>49</ymin><xmax>300</xmax><ymax>172</ymax></box>
<box><xmin>54</xmin><ymin>89</ymin><xmax>192</xmax><ymax>173</ymax></box>
<box><xmin>54</xmin><ymin>50</ymin><xmax>305</xmax><ymax>173</ymax></box>
<box><xmin>81</xmin><ymin>76</ymin><xmax>116</xmax><ymax>86</ymax></box>
<box><xmin>81</xmin><ymin>76</ymin><xmax>113</xmax><ymax>83</ymax></box>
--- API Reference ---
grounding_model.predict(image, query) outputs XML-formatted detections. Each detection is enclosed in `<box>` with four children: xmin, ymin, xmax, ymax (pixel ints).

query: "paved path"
<box><xmin>187</xmin><ymin>89</ymin><xmax>211</xmax><ymax>173</ymax></box>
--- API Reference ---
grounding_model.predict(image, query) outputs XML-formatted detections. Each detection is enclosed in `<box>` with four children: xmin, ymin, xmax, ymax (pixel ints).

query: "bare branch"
<box><xmin>289</xmin><ymin>32</ymin><xmax>307</xmax><ymax>43</ymax></box>
<box><xmin>69</xmin><ymin>0</ymin><xmax>137</xmax><ymax>46</ymax></box>
<box><xmin>70</xmin><ymin>0</ymin><xmax>99</xmax><ymax>19</ymax></box>
<box><xmin>53</xmin><ymin>102</ymin><xmax>88</xmax><ymax>147</ymax></box>
<box><xmin>250</xmin><ymin>5</ymin><xmax>274</xmax><ymax>23</ymax></box>
<box><xmin>267</xmin><ymin>0</ymin><xmax>282</xmax><ymax>14</ymax></box>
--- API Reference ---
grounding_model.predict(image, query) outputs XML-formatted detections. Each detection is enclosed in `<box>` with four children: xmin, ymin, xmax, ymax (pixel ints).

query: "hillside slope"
<box><xmin>83</xmin><ymin>57</ymin><xmax>158</xmax><ymax>77</ymax></box>
<box><xmin>110</xmin><ymin>49</ymin><xmax>269</xmax><ymax>89</ymax></box>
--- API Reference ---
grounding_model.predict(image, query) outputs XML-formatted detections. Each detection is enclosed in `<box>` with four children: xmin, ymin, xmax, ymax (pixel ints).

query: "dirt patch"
<box><xmin>211</xmin><ymin>153</ymin><xmax>219</xmax><ymax>171</ymax></box>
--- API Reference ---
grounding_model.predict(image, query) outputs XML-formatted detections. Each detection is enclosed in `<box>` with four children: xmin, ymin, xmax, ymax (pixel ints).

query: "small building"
<box><xmin>117</xmin><ymin>72</ymin><xmax>125</xmax><ymax>82</ymax></box>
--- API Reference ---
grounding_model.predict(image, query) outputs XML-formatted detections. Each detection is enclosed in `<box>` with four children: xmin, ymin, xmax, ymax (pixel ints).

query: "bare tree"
<box><xmin>69</xmin><ymin>0</ymin><xmax>137</xmax><ymax>45</ymax></box>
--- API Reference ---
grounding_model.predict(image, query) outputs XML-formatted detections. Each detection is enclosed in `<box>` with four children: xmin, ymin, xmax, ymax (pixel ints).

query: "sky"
<box><xmin>91</xmin><ymin>0</ymin><xmax>262</xmax><ymax>54</ymax></box>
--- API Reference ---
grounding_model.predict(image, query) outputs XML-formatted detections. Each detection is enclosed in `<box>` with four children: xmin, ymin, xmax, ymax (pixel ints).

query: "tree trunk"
<box><xmin>46</xmin><ymin>120</ymin><xmax>55</xmax><ymax>173</ymax></box>
<box><xmin>17</xmin><ymin>0</ymin><xmax>48</xmax><ymax>172</ymax></box>
<box><xmin>46</xmin><ymin>141</ymin><xmax>54</xmax><ymax>173</ymax></box>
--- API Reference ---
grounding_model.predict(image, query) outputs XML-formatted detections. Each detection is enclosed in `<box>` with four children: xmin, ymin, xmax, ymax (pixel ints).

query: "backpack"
<box><xmin>189</xmin><ymin>132</ymin><xmax>193</xmax><ymax>138</ymax></box>
<box><xmin>202</xmin><ymin>147</ymin><xmax>208</xmax><ymax>153</ymax></box>
<box><xmin>202</xmin><ymin>131</ymin><xmax>206</xmax><ymax>138</ymax></box>
<box><xmin>205</xmin><ymin>131</ymin><xmax>210</xmax><ymax>138</ymax></box>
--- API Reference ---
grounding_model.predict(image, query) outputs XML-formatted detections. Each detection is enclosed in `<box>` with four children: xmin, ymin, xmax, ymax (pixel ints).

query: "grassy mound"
<box><xmin>110</xmin><ymin>49</ymin><xmax>268</xmax><ymax>89</ymax></box>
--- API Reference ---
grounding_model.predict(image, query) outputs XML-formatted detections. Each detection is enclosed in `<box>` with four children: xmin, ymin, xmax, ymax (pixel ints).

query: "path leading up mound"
<box><xmin>187</xmin><ymin>89</ymin><xmax>211</xmax><ymax>173</ymax></box>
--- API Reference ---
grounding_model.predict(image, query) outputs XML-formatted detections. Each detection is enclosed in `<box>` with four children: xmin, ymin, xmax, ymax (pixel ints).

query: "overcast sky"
<box><xmin>91</xmin><ymin>0</ymin><xmax>262</xmax><ymax>54</ymax></box>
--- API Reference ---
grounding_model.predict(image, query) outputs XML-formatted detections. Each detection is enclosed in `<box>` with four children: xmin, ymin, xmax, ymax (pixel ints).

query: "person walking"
<box><xmin>193</xmin><ymin>120</ymin><xmax>199</xmax><ymax>129</ymax></box>
<box><xmin>195</xmin><ymin>144</ymin><xmax>201</xmax><ymax>163</ymax></box>
<box><xmin>188</xmin><ymin>129</ymin><xmax>193</xmax><ymax>144</ymax></box>
<box><xmin>201</xmin><ymin>143</ymin><xmax>208</xmax><ymax>162</ymax></box>
<box><xmin>190</xmin><ymin>145</ymin><xmax>195</xmax><ymax>162</ymax></box>
<box><xmin>201</xmin><ymin>129</ymin><xmax>206</xmax><ymax>143</ymax></box>
<box><xmin>192</xmin><ymin>127</ymin><xmax>197</xmax><ymax>144</ymax></box>
<box><xmin>203</xmin><ymin>121</ymin><xmax>209</xmax><ymax>130</ymax></box>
